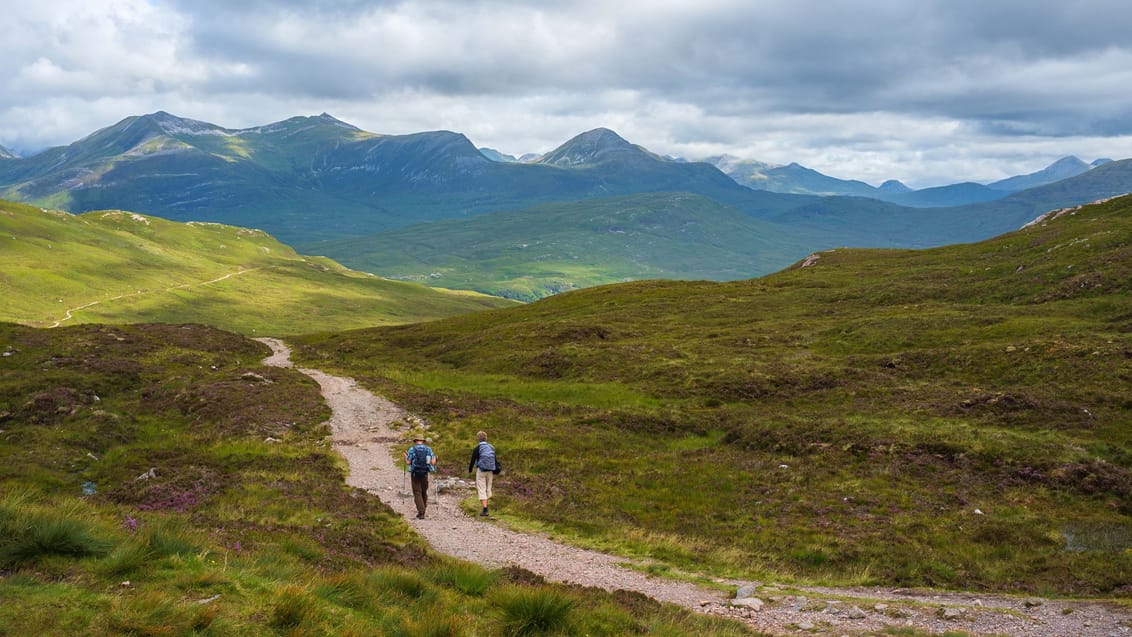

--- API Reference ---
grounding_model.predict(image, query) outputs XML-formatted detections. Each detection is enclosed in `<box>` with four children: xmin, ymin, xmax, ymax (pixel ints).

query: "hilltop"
<box><xmin>0</xmin><ymin>198</ymin><xmax>515</xmax><ymax>335</ymax></box>
<box><xmin>293</xmin><ymin>194</ymin><xmax>1132</xmax><ymax>595</ymax></box>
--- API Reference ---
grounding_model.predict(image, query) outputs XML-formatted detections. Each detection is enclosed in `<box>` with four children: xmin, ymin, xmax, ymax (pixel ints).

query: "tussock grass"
<box><xmin>424</xmin><ymin>560</ymin><xmax>500</xmax><ymax>596</ymax></box>
<box><xmin>108</xmin><ymin>590</ymin><xmax>218</xmax><ymax>635</ymax></box>
<box><xmin>0</xmin><ymin>493</ymin><xmax>113</xmax><ymax>568</ymax></box>
<box><xmin>491</xmin><ymin>585</ymin><xmax>577</xmax><ymax>636</ymax></box>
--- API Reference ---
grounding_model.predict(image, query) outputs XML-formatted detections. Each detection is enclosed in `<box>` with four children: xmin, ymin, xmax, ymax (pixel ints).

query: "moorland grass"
<box><xmin>0</xmin><ymin>322</ymin><xmax>762</xmax><ymax>636</ymax></box>
<box><xmin>292</xmin><ymin>195</ymin><xmax>1132</xmax><ymax>596</ymax></box>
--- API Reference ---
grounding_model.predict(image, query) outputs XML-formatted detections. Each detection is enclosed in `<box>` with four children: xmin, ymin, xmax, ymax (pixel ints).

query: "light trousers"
<box><xmin>475</xmin><ymin>468</ymin><xmax>494</xmax><ymax>502</ymax></box>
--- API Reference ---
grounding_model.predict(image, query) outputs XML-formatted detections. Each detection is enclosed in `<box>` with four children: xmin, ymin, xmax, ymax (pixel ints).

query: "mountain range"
<box><xmin>706</xmin><ymin>153</ymin><xmax>1112</xmax><ymax>206</ymax></box>
<box><xmin>0</xmin><ymin>112</ymin><xmax>784</xmax><ymax>244</ymax></box>
<box><xmin>2</xmin><ymin>111</ymin><xmax>1130</xmax><ymax>298</ymax></box>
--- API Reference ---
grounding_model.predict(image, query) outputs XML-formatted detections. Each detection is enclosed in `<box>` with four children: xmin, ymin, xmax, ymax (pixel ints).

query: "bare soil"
<box><xmin>259</xmin><ymin>338</ymin><xmax>1132</xmax><ymax>636</ymax></box>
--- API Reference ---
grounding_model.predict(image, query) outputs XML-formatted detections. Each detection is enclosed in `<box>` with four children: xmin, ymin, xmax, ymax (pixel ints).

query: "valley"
<box><xmin>4</xmin><ymin>112</ymin><xmax>1131</xmax><ymax>300</ymax></box>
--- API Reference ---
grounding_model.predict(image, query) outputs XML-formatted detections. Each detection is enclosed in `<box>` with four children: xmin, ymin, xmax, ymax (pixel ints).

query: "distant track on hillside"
<box><xmin>48</xmin><ymin>267</ymin><xmax>264</xmax><ymax>328</ymax></box>
<box><xmin>258</xmin><ymin>337</ymin><xmax>1132</xmax><ymax>637</ymax></box>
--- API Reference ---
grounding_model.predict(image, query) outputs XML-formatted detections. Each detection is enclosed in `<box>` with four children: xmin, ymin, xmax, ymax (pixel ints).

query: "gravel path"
<box><xmin>258</xmin><ymin>338</ymin><xmax>1132</xmax><ymax>636</ymax></box>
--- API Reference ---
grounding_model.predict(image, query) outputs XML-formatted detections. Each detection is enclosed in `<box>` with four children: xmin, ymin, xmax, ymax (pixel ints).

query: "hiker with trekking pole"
<box><xmin>405</xmin><ymin>435</ymin><xmax>436</xmax><ymax>519</ymax></box>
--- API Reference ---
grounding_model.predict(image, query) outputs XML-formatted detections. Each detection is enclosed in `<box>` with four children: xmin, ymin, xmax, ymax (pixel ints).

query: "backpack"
<box><xmin>476</xmin><ymin>442</ymin><xmax>497</xmax><ymax>472</ymax></box>
<box><xmin>409</xmin><ymin>444</ymin><xmax>432</xmax><ymax>474</ymax></box>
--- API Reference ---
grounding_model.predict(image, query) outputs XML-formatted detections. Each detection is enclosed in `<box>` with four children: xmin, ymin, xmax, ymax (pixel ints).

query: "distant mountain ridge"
<box><xmin>709</xmin><ymin>153</ymin><xmax>1112</xmax><ymax>207</ymax></box>
<box><xmin>0</xmin><ymin>144</ymin><xmax>16</xmax><ymax>159</ymax></box>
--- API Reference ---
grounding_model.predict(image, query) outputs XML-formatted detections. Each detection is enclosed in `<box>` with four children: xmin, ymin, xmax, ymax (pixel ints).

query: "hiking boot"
<box><xmin>480</xmin><ymin>507</ymin><xmax>489</xmax><ymax>516</ymax></box>
<box><xmin>416</xmin><ymin>513</ymin><xmax>425</xmax><ymax>519</ymax></box>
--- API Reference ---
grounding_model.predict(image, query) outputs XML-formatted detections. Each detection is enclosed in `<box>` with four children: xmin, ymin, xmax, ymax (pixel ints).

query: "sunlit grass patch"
<box><xmin>383</xmin><ymin>368</ymin><xmax>667</xmax><ymax>408</ymax></box>
<box><xmin>108</xmin><ymin>589</ymin><xmax>219</xmax><ymax>635</ymax></box>
<box><xmin>424</xmin><ymin>560</ymin><xmax>500</xmax><ymax>596</ymax></box>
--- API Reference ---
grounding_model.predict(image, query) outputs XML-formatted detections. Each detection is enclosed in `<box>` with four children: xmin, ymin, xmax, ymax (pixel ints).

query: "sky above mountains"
<box><xmin>2</xmin><ymin>0</ymin><xmax>1131</xmax><ymax>188</ymax></box>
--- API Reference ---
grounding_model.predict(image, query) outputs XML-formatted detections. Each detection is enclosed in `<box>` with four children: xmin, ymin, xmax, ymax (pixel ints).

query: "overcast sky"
<box><xmin>3</xmin><ymin>0</ymin><xmax>1131</xmax><ymax>188</ymax></box>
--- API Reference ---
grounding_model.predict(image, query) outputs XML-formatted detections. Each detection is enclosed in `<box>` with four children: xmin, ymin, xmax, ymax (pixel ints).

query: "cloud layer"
<box><xmin>3</xmin><ymin>0</ymin><xmax>1131</xmax><ymax>187</ymax></box>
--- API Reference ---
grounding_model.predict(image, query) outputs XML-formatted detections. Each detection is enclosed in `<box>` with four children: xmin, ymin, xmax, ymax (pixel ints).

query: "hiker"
<box><xmin>467</xmin><ymin>430</ymin><xmax>498</xmax><ymax>516</ymax></box>
<box><xmin>405</xmin><ymin>435</ymin><xmax>436</xmax><ymax>519</ymax></box>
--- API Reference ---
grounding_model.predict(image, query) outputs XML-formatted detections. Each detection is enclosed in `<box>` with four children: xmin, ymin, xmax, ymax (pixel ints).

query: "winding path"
<box><xmin>258</xmin><ymin>337</ymin><xmax>1132</xmax><ymax>637</ymax></box>
<box><xmin>49</xmin><ymin>267</ymin><xmax>264</xmax><ymax>327</ymax></box>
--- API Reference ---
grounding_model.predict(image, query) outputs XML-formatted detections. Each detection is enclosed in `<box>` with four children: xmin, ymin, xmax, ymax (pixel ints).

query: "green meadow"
<box><xmin>0</xmin><ymin>199</ymin><xmax>516</xmax><ymax>335</ymax></box>
<box><xmin>293</xmin><ymin>195</ymin><xmax>1132</xmax><ymax>596</ymax></box>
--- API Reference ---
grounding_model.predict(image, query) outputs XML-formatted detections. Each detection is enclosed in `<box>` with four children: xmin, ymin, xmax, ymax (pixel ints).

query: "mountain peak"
<box><xmin>879</xmin><ymin>179</ymin><xmax>911</xmax><ymax>193</ymax></box>
<box><xmin>140</xmin><ymin>111</ymin><xmax>230</xmax><ymax>137</ymax></box>
<box><xmin>0</xmin><ymin>144</ymin><xmax>16</xmax><ymax>160</ymax></box>
<box><xmin>1048</xmin><ymin>155</ymin><xmax>1088</xmax><ymax>170</ymax></box>
<box><xmin>538</xmin><ymin>128</ymin><xmax>656</xmax><ymax>167</ymax></box>
<box><xmin>988</xmin><ymin>155</ymin><xmax>1094</xmax><ymax>192</ymax></box>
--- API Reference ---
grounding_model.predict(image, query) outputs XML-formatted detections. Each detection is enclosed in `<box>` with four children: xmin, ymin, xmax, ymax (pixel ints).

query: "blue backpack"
<box><xmin>476</xmin><ymin>442</ymin><xmax>497</xmax><ymax>471</ymax></box>
<box><xmin>409</xmin><ymin>444</ymin><xmax>433</xmax><ymax>474</ymax></box>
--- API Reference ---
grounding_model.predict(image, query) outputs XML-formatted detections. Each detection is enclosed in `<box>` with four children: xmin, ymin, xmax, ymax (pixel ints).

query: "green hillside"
<box><xmin>0</xmin><ymin>322</ymin><xmax>751</xmax><ymax>636</ymax></box>
<box><xmin>293</xmin><ymin>195</ymin><xmax>1132</xmax><ymax>595</ymax></box>
<box><xmin>0</xmin><ymin>199</ymin><xmax>515</xmax><ymax>335</ymax></box>
<box><xmin>307</xmin><ymin>192</ymin><xmax>830</xmax><ymax>300</ymax></box>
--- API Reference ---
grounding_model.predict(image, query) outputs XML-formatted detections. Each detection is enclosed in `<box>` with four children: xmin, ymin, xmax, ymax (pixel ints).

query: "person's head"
<box><xmin>413</xmin><ymin>436</ymin><xmax>426</xmax><ymax>444</ymax></box>
<box><xmin>477</xmin><ymin>431</ymin><xmax>487</xmax><ymax>442</ymax></box>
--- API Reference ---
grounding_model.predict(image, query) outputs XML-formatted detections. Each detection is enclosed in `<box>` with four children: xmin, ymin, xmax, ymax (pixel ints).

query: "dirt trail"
<box><xmin>258</xmin><ymin>338</ymin><xmax>1132</xmax><ymax>637</ymax></box>
<box><xmin>49</xmin><ymin>267</ymin><xmax>264</xmax><ymax>327</ymax></box>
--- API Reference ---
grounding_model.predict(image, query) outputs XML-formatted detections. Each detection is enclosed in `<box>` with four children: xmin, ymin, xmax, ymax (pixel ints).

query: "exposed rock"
<box><xmin>733</xmin><ymin>597</ymin><xmax>764</xmax><ymax>611</ymax></box>
<box><xmin>735</xmin><ymin>583</ymin><xmax>761</xmax><ymax>598</ymax></box>
<box><xmin>940</xmin><ymin>607</ymin><xmax>965</xmax><ymax>620</ymax></box>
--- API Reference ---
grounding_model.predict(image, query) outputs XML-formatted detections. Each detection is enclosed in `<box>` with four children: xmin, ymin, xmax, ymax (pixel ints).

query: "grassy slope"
<box><xmin>0</xmin><ymin>322</ymin><xmax>756</xmax><ymax>636</ymax></box>
<box><xmin>0</xmin><ymin>199</ymin><xmax>515</xmax><ymax>335</ymax></box>
<box><xmin>306</xmin><ymin>192</ymin><xmax>829</xmax><ymax>301</ymax></box>
<box><xmin>293</xmin><ymin>195</ymin><xmax>1132</xmax><ymax>596</ymax></box>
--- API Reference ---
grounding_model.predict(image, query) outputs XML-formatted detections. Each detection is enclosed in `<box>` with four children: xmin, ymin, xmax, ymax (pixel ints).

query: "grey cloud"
<box><xmin>4</xmin><ymin>0</ymin><xmax>1132</xmax><ymax>185</ymax></box>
